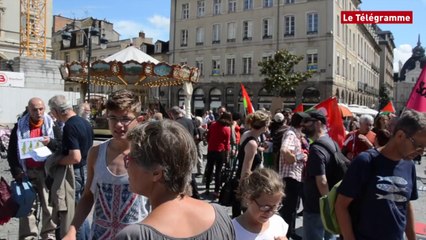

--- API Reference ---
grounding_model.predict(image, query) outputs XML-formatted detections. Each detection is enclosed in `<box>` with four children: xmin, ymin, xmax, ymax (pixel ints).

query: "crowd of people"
<box><xmin>4</xmin><ymin>89</ymin><xmax>425</xmax><ymax>240</ymax></box>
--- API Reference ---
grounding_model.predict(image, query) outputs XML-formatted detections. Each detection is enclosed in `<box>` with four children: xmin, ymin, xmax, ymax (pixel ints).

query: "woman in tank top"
<box><xmin>233</xmin><ymin>110</ymin><xmax>271</xmax><ymax>217</ymax></box>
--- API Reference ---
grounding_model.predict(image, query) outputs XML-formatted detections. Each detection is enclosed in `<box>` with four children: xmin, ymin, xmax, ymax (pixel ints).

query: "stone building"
<box><xmin>168</xmin><ymin>0</ymin><xmax>394</xmax><ymax>115</ymax></box>
<box><xmin>394</xmin><ymin>36</ymin><xmax>426</xmax><ymax>113</ymax></box>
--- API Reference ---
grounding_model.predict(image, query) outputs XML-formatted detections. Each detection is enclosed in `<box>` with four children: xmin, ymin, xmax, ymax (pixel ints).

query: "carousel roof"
<box><xmin>103</xmin><ymin>46</ymin><xmax>160</xmax><ymax>64</ymax></box>
<box><xmin>59</xmin><ymin>46</ymin><xmax>199</xmax><ymax>87</ymax></box>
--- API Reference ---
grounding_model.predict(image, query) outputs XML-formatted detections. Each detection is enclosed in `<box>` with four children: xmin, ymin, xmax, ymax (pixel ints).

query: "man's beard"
<box><xmin>302</xmin><ymin>127</ymin><xmax>316</xmax><ymax>138</ymax></box>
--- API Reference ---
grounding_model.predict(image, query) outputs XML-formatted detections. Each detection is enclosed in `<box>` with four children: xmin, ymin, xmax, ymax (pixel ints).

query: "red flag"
<box><xmin>241</xmin><ymin>83</ymin><xmax>254</xmax><ymax>114</ymax></box>
<box><xmin>380</xmin><ymin>101</ymin><xmax>396</xmax><ymax>113</ymax></box>
<box><xmin>314</xmin><ymin>97</ymin><xmax>346</xmax><ymax>148</ymax></box>
<box><xmin>406</xmin><ymin>67</ymin><xmax>426</xmax><ymax>112</ymax></box>
<box><xmin>293</xmin><ymin>103</ymin><xmax>304</xmax><ymax>113</ymax></box>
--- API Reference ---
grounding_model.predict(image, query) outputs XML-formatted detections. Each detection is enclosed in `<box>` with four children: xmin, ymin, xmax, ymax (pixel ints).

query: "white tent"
<box><xmin>103</xmin><ymin>46</ymin><xmax>160</xmax><ymax>64</ymax></box>
<box><xmin>347</xmin><ymin>104</ymin><xmax>378</xmax><ymax>116</ymax></box>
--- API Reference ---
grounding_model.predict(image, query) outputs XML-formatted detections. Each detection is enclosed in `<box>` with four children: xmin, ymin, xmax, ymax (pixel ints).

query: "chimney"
<box><xmin>139</xmin><ymin>31</ymin><xmax>145</xmax><ymax>39</ymax></box>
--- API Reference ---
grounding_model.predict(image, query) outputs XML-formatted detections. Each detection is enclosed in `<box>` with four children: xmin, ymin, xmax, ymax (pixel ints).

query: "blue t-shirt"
<box><xmin>62</xmin><ymin>115</ymin><xmax>93</xmax><ymax>168</ymax></box>
<box><xmin>338</xmin><ymin>149</ymin><xmax>418</xmax><ymax>240</ymax></box>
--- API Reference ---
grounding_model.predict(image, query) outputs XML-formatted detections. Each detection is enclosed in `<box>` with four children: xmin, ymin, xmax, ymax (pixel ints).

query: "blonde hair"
<box><xmin>245</xmin><ymin>110</ymin><xmax>270</xmax><ymax>130</ymax></box>
<box><xmin>237</xmin><ymin>168</ymin><xmax>285</xmax><ymax>203</ymax></box>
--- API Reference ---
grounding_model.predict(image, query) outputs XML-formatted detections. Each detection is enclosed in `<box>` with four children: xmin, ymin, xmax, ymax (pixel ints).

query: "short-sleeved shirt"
<box><xmin>115</xmin><ymin>204</ymin><xmax>235</xmax><ymax>240</ymax></box>
<box><xmin>338</xmin><ymin>150</ymin><xmax>418</xmax><ymax>240</ymax></box>
<box><xmin>62</xmin><ymin>115</ymin><xmax>93</xmax><ymax>168</ymax></box>
<box><xmin>303</xmin><ymin>135</ymin><xmax>338</xmax><ymax>213</ymax></box>
<box><xmin>232</xmin><ymin>214</ymin><xmax>288</xmax><ymax>240</ymax></box>
<box><xmin>343</xmin><ymin>130</ymin><xmax>376</xmax><ymax>160</ymax></box>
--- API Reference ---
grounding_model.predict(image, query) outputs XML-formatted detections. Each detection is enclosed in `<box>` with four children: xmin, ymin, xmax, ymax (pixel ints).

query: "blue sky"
<box><xmin>53</xmin><ymin>0</ymin><xmax>424</xmax><ymax>69</ymax></box>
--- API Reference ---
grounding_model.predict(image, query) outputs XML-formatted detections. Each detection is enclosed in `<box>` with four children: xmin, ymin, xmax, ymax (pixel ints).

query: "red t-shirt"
<box><xmin>207</xmin><ymin>121</ymin><xmax>230</xmax><ymax>152</ymax></box>
<box><xmin>343</xmin><ymin>130</ymin><xmax>376</xmax><ymax>160</ymax></box>
<box><xmin>25</xmin><ymin>126</ymin><xmax>44</xmax><ymax>168</ymax></box>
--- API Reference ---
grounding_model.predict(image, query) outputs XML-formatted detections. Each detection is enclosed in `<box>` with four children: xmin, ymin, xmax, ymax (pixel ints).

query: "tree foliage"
<box><xmin>379</xmin><ymin>86</ymin><xmax>391</xmax><ymax>110</ymax></box>
<box><xmin>258</xmin><ymin>49</ymin><xmax>313</xmax><ymax>97</ymax></box>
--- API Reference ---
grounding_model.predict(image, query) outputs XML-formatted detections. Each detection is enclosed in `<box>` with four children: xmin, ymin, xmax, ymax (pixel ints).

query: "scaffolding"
<box><xmin>19</xmin><ymin>0</ymin><xmax>47</xmax><ymax>59</ymax></box>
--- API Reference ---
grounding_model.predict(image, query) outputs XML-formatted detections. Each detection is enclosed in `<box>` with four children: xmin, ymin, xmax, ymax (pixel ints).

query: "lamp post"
<box><xmin>62</xmin><ymin>23</ymin><xmax>108</xmax><ymax>103</ymax></box>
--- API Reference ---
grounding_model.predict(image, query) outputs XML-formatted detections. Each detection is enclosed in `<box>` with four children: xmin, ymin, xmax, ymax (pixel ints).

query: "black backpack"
<box><xmin>311</xmin><ymin>139</ymin><xmax>351</xmax><ymax>187</ymax></box>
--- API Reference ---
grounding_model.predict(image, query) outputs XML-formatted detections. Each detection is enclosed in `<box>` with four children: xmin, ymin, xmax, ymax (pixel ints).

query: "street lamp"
<box><xmin>61</xmin><ymin>23</ymin><xmax>108</xmax><ymax>102</ymax></box>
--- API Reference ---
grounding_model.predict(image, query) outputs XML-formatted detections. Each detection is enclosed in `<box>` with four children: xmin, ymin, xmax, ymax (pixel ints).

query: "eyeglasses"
<box><xmin>107</xmin><ymin>116</ymin><xmax>136</xmax><ymax>125</ymax></box>
<box><xmin>253</xmin><ymin>199</ymin><xmax>282</xmax><ymax>213</ymax></box>
<box><xmin>407</xmin><ymin>136</ymin><xmax>425</xmax><ymax>152</ymax></box>
<box><xmin>123</xmin><ymin>154</ymin><xmax>134</xmax><ymax>168</ymax></box>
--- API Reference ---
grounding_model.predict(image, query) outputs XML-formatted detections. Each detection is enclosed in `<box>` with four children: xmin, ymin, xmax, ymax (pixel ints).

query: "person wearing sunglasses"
<box><xmin>336</xmin><ymin>109</ymin><xmax>425</xmax><ymax>240</ymax></box>
<box><xmin>63</xmin><ymin>90</ymin><xmax>149</xmax><ymax>240</ymax></box>
<box><xmin>232</xmin><ymin>168</ymin><xmax>288</xmax><ymax>240</ymax></box>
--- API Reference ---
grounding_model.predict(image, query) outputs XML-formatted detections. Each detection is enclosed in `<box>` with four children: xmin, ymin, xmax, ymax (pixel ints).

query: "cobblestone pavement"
<box><xmin>1</xmin><ymin>154</ymin><xmax>425</xmax><ymax>239</ymax></box>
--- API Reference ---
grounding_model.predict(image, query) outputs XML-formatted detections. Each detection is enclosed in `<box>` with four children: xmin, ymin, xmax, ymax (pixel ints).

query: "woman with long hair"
<box><xmin>232</xmin><ymin>110</ymin><xmax>270</xmax><ymax>217</ymax></box>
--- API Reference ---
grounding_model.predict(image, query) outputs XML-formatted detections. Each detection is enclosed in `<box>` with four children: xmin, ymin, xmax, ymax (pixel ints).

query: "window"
<box><xmin>196</xmin><ymin>60</ymin><xmax>204</xmax><ymax>76</ymax></box>
<box><xmin>227</xmin><ymin>22</ymin><xmax>236</xmax><ymax>42</ymax></box>
<box><xmin>336</xmin><ymin>15</ymin><xmax>340</xmax><ymax>37</ymax></box>
<box><xmin>284</xmin><ymin>15</ymin><xmax>295</xmax><ymax>36</ymax></box>
<box><xmin>244</xmin><ymin>0</ymin><xmax>253</xmax><ymax>10</ymax></box>
<box><xmin>226</xmin><ymin>58</ymin><xmax>235</xmax><ymax>75</ymax></box>
<box><xmin>76</xmin><ymin>32</ymin><xmax>84</xmax><ymax>46</ymax></box>
<box><xmin>196</xmin><ymin>27</ymin><xmax>204</xmax><ymax>45</ymax></box>
<box><xmin>213</xmin><ymin>0</ymin><xmax>221</xmax><ymax>15</ymax></box>
<box><xmin>197</xmin><ymin>1</ymin><xmax>205</xmax><ymax>17</ymax></box>
<box><xmin>212</xmin><ymin>24</ymin><xmax>220</xmax><ymax>44</ymax></box>
<box><xmin>64</xmin><ymin>52</ymin><xmax>70</xmax><ymax>63</ymax></box>
<box><xmin>307</xmin><ymin>12</ymin><xmax>318</xmax><ymax>34</ymax></box>
<box><xmin>78</xmin><ymin>50</ymin><xmax>84</xmax><ymax>61</ymax></box>
<box><xmin>262</xmin><ymin>18</ymin><xmax>272</xmax><ymax>39</ymax></box>
<box><xmin>212</xmin><ymin>59</ymin><xmax>221</xmax><ymax>75</ymax></box>
<box><xmin>155</xmin><ymin>43</ymin><xmax>162</xmax><ymax>53</ymax></box>
<box><xmin>285</xmin><ymin>0</ymin><xmax>294</xmax><ymax>4</ymax></box>
<box><xmin>242</xmin><ymin>57</ymin><xmax>252</xmax><ymax>74</ymax></box>
<box><xmin>180</xmin><ymin>29</ymin><xmax>188</xmax><ymax>47</ymax></box>
<box><xmin>336</xmin><ymin>55</ymin><xmax>340</xmax><ymax>75</ymax></box>
<box><xmin>342</xmin><ymin>58</ymin><xmax>345</xmax><ymax>77</ymax></box>
<box><xmin>228</xmin><ymin>0</ymin><xmax>236</xmax><ymax>13</ymax></box>
<box><xmin>141</xmin><ymin>44</ymin><xmax>147</xmax><ymax>53</ymax></box>
<box><xmin>306</xmin><ymin>53</ymin><xmax>318</xmax><ymax>71</ymax></box>
<box><xmin>262</xmin><ymin>55</ymin><xmax>273</xmax><ymax>62</ymax></box>
<box><xmin>182</xmin><ymin>3</ymin><xmax>189</xmax><ymax>19</ymax></box>
<box><xmin>243</xmin><ymin>21</ymin><xmax>253</xmax><ymax>40</ymax></box>
<box><xmin>263</xmin><ymin>0</ymin><xmax>273</xmax><ymax>7</ymax></box>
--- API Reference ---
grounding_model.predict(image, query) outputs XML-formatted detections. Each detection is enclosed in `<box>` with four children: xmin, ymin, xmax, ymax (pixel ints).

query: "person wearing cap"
<box><xmin>283</xmin><ymin>108</ymin><xmax>293</xmax><ymax>125</ymax></box>
<box><xmin>270</xmin><ymin>112</ymin><xmax>287</xmax><ymax>171</ymax></box>
<box><xmin>49</xmin><ymin>95</ymin><xmax>93</xmax><ymax>240</ymax></box>
<box><xmin>7</xmin><ymin>97</ymin><xmax>57</xmax><ymax>239</ymax></box>
<box><xmin>302</xmin><ymin>110</ymin><xmax>339</xmax><ymax>240</ymax></box>
<box><xmin>278</xmin><ymin>112</ymin><xmax>310</xmax><ymax>240</ymax></box>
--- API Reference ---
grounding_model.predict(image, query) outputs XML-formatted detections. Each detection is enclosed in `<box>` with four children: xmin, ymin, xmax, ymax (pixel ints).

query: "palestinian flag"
<box><xmin>241</xmin><ymin>83</ymin><xmax>254</xmax><ymax>114</ymax></box>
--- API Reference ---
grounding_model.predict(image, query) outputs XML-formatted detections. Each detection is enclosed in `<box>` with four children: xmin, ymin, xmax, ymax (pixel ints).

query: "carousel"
<box><xmin>59</xmin><ymin>46</ymin><xmax>199</xmax><ymax>117</ymax></box>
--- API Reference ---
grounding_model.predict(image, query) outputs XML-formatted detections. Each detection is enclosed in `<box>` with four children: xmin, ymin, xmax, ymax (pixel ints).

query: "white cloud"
<box><xmin>112</xmin><ymin>15</ymin><xmax>170</xmax><ymax>42</ymax></box>
<box><xmin>393</xmin><ymin>44</ymin><xmax>412</xmax><ymax>72</ymax></box>
<box><xmin>148</xmin><ymin>15</ymin><xmax>170</xmax><ymax>30</ymax></box>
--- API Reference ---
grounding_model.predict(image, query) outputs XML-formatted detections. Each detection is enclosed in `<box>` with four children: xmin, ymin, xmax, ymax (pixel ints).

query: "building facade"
<box><xmin>169</xmin><ymin>0</ymin><xmax>392</xmax><ymax>115</ymax></box>
<box><xmin>0</xmin><ymin>0</ymin><xmax>53</xmax><ymax>61</ymax></box>
<box><xmin>394</xmin><ymin>37</ymin><xmax>426</xmax><ymax>113</ymax></box>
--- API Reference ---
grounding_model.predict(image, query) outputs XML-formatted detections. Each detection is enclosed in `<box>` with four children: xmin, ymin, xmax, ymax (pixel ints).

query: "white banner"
<box><xmin>0</xmin><ymin>71</ymin><xmax>25</xmax><ymax>87</ymax></box>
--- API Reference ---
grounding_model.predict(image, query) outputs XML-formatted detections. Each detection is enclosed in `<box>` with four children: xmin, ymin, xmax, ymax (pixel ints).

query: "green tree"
<box><xmin>379</xmin><ymin>86</ymin><xmax>391</xmax><ymax>110</ymax></box>
<box><xmin>258</xmin><ymin>49</ymin><xmax>313</xmax><ymax>96</ymax></box>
